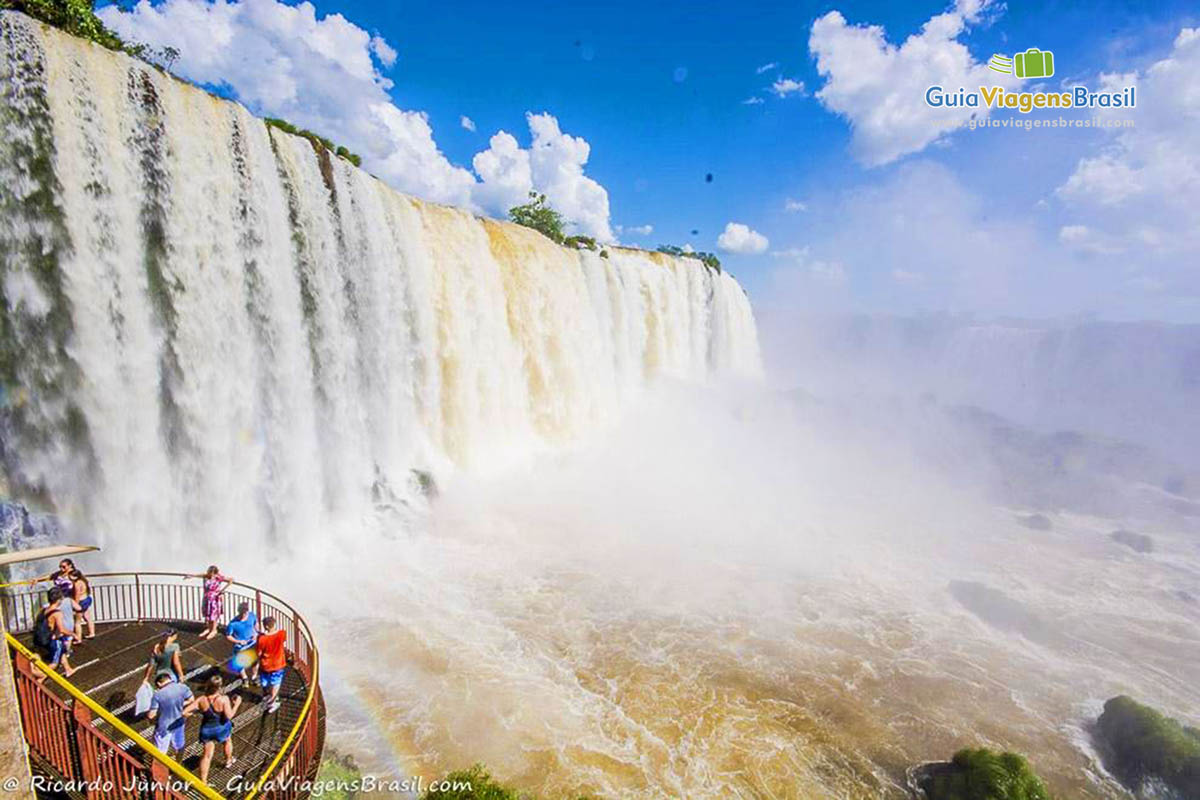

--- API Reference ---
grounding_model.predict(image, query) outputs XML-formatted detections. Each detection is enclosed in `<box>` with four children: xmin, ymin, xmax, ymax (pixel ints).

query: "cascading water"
<box><xmin>11</xmin><ymin>12</ymin><xmax>1194</xmax><ymax>800</ymax></box>
<box><xmin>0</xmin><ymin>12</ymin><xmax>761</xmax><ymax>564</ymax></box>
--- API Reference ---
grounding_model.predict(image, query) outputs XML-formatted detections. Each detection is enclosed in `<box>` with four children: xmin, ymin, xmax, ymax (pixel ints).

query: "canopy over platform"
<box><xmin>0</xmin><ymin>544</ymin><xmax>99</xmax><ymax>568</ymax></box>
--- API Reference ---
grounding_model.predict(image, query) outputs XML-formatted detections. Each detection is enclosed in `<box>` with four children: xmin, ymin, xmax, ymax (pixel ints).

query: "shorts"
<box><xmin>48</xmin><ymin>636</ymin><xmax>70</xmax><ymax>667</ymax></box>
<box><xmin>199</xmin><ymin>720</ymin><xmax>233</xmax><ymax>744</ymax></box>
<box><xmin>154</xmin><ymin>725</ymin><xmax>185</xmax><ymax>753</ymax></box>
<box><xmin>259</xmin><ymin>668</ymin><xmax>285</xmax><ymax>689</ymax></box>
<box><xmin>77</xmin><ymin>596</ymin><xmax>93</xmax><ymax>613</ymax></box>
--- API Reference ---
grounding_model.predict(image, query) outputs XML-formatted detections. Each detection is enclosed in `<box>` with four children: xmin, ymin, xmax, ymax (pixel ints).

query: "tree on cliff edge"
<box><xmin>509</xmin><ymin>192</ymin><xmax>565</xmax><ymax>244</ymax></box>
<box><xmin>1</xmin><ymin>0</ymin><xmax>124</xmax><ymax>50</ymax></box>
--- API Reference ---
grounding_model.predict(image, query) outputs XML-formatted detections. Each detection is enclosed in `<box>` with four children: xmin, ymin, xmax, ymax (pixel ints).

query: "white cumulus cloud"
<box><xmin>100</xmin><ymin>0</ymin><xmax>617</xmax><ymax>241</ymax></box>
<box><xmin>770</xmin><ymin>77</ymin><xmax>806</xmax><ymax>97</ymax></box>
<box><xmin>460</xmin><ymin>115</ymin><xmax>476</xmax><ymax>132</ymax></box>
<box><xmin>370</xmin><ymin>35</ymin><xmax>397</xmax><ymax>67</ymax></box>
<box><xmin>616</xmin><ymin>224</ymin><xmax>654</xmax><ymax>237</ymax></box>
<box><xmin>717</xmin><ymin>222</ymin><xmax>769</xmax><ymax>254</ymax></box>
<box><xmin>472</xmin><ymin>113</ymin><xmax>614</xmax><ymax>241</ymax></box>
<box><xmin>784</xmin><ymin>198</ymin><xmax>807</xmax><ymax>212</ymax></box>
<box><xmin>756</xmin><ymin>62</ymin><xmax>779</xmax><ymax>74</ymax></box>
<box><xmin>1057</xmin><ymin>28</ymin><xmax>1200</xmax><ymax>258</ymax></box>
<box><xmin>471</xmin><ymin>130</ymin><xmax>532</xmax><ymax>216</ymax></box>
<box><xmin>100</xmin><ymin>0</ymin><xmax>478</xmax><ymax>206</ymax></box>
<box><xmin>808</xmin><ymin>0</ymin><xmax>1017</xmax><ymax>166</ymax></box>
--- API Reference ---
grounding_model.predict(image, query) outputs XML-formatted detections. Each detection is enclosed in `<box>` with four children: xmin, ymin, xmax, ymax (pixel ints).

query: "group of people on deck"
<box><xmin>31</xmin><ymin>562</ymin><xmax>292</xmax><ymax>785</ymax></box>
<box><xmin>30</xmin><ymin>558</ymin><xmax>94</xmax><ymax>678</ymax></box>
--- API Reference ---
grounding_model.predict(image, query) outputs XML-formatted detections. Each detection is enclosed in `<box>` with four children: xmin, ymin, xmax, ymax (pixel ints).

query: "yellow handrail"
<box><xmin>0</xmin><ymin>577</ymin><xmax>43</xmax><ymax>589</ymax></box>
<box><xmin>5</xmin><ymin>632</ymin><xmax>224</xmax><ymax>800</ymax></box>
<box><xmin>2</xmin><ymin>571</ymin><xmax>322</xmax><ymax>800</ymax></box>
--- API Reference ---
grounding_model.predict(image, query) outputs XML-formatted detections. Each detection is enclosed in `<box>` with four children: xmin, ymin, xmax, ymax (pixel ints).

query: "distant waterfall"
<box><xmin>0</xmin><ymin>12</ymin><xmax>760</xmax><ymax>561</ymax></box>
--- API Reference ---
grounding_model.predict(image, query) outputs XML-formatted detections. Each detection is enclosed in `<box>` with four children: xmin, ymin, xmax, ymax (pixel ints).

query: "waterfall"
<box><xmin>0</xmin><ymin>12</ymin><xmax>761</xmax><ymax>563</ymax></box>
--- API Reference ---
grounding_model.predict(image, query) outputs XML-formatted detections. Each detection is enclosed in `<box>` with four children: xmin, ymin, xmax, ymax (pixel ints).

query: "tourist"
<box><xmin>147</xmin><ymin>672</ymin><xmax>195</xmax><ymax>756</ymax></box>
<box><xmin>225</xmin><ymin>601</ymin><xmax>258</xmax><ymax>682</ymax></box>
<box><xmin>196</xmin><ymin>674</ymin><xmax>242</xmax><ymax>783</ymax></box>
<box><xmin>32</xmin><ymin>587</ymin><xmax>75</xmax><ymax>679</ymax></box>
<box><xmin>38</xmin><ymin>558</ymin><xmax>77</xmax><ymax>639</ymax></box>
<box><xmin>69</xmin><ymin>570</ymin><xmax>95</xmax><ymax>640</ymax></box>
<box><xmin>256</xmin><ymin>616</ymin><xmax>287</xmax><ymax>713</ymax></box>
<box><xmin>188</xmin><ymin>565</ymin><xmax>233</xmax><ymax>640</ymax></box>
<box><xmin>38</xmin><ymin>557</ymin><xmax>76</xmax><ymax>597</ymax></box>
<box><xmin>143</xmin><ymin>628</ymin><xmax>185</xmax><ymax>685</ymax></box>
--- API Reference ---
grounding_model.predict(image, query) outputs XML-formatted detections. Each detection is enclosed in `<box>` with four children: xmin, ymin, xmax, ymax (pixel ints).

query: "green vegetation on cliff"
<box><xmin>509</xmin><ymin>192</ymin><xmax>565</xmax><ymax>244</ymax></box>
<box><xmin>313</xmin><ymin>750</ymin><xmax>365</xmax><ymax>799</ymax></box>
<box><xmin>1095</xmin><ymin>695</ymin><xmax>1200</xmax><ymax>798</ymax></box>
<box><xmin>420</xmin><ymin>764</ymin><xmax>593</xmax><ymax>800</ymax></box>
<box><xmin>3</xmin><ymin>0</ymin><xmax>179</xmax><ymax>71</ymax></box>
<box><xmin>917</xmin><ymin>749</ymin><xmax>1052</xmax><ymax>800</ymax></box>
<box><xmin>264</xmin><ymin>117</ymin><xmax>361</xmax><ymax>166</ymax></box>
<box><xmin>421</xmin><ymin>764</ymin><xmax>526</xmax><ymax>800</ymax></box>
<box><xmin>1</xmin><ymin>0</ymin><xmax>123</xmax><ymax>50</ymax></box>
<box><xmin>564</xmin><ymin>234</ymin><xmax>597</xmax><ymax>251</ymax></box>
<box><xmin>656</xmin><ymin>244</ymin><xmax>721</xmax><ymax>273</ymax></box>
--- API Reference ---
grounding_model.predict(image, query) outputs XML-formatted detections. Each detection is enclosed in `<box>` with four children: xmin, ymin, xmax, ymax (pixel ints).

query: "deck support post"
<box><xmin>150</xmin><ymin>757</ymin><xmax>172</xmax><ymax>800</ymax></box>
<box><xmin>72</xmin><ymin>702</ymin><xmax>99</xmax><ymax>798</ymax></box>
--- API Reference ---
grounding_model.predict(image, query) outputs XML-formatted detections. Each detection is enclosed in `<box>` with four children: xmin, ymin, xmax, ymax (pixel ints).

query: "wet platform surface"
<box><xmin>16</xmin><ymin>620</ymin><xmax>311</xmax><ymax>798</ymax></box>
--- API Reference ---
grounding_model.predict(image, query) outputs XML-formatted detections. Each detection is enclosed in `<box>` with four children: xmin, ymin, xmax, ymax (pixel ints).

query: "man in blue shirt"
<box><xmin>148</xmin><ymin>672</ymin><xmax>195</xmax><ymax>754</ymax></box>
<box><xmin>225</xmin><ymin>601</ymin><xmax>258</xmax><ymax>682</ymax></box>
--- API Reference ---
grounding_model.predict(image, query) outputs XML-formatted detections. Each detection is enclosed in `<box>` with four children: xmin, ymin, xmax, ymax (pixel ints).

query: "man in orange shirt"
<box><xmin>256</xmin><ymin>616</ymin><xmax>287</xmax><ymax>713</ymax></box>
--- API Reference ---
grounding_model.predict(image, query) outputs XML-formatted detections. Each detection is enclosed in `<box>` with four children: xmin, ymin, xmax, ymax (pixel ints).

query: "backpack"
<box><xmin>33</xmin><ymin>608</ymin><xmax>53</xmax><ymax>649</ymax></box>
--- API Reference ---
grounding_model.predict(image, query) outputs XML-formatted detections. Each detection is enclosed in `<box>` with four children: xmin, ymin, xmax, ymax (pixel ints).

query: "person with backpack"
<box><xmin>33</xmin><ymin>587</ymin><xmax>75</xmax><ymax>679</ymax></box>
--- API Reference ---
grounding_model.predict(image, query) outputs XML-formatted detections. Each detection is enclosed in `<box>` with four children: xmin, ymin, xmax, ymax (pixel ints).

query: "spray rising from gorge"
<box><xmin>0</xmin><ymin>12</ymin><xmax>760</xmax><ymax>563</ymax></box>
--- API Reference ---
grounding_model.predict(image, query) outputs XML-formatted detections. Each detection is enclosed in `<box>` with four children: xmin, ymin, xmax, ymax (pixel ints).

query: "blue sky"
<box><xmin>99</xmin><ymin>0</ymin><xmax>1200</xmax><ymax>322</ymax></box>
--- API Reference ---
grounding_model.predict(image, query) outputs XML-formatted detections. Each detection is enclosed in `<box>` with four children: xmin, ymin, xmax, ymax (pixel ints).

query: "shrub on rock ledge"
<box><xmin>917</xmin><ymin>748</ymin><xmax>1052</xmax><ymax>800</ymax></box>
<box><xmin>1095</xmin><ymin>695</ymin><xmax>1200</xmax><ymax>799</ymax></box>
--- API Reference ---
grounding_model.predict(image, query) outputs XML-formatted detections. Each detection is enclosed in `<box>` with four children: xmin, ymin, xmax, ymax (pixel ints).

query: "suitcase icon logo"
<box><xmin>988</xmin><ymin>49</ymin><xmax>1055</xmax><ymax>79</ymax></box>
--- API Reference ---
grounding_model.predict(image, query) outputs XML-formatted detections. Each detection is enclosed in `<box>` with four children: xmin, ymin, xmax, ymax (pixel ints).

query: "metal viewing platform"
<box><xmin>2</xmin><ymin>572</ymin><xmax>324</xmax><ymax>799</ymax></box>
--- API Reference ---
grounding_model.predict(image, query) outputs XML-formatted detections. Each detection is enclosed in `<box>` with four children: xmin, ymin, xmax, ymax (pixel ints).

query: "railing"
<box><xmin>2</xmin><ymin>573</ymin><xmax>323</xmax><ymax>799</ymax></box>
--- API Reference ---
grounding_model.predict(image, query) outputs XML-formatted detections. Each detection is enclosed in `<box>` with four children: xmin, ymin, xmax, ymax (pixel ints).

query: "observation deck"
<box><xmin>2</xmin><ymin>573</ymin><xmax>324</xmax><ymax>799</ymax></box>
